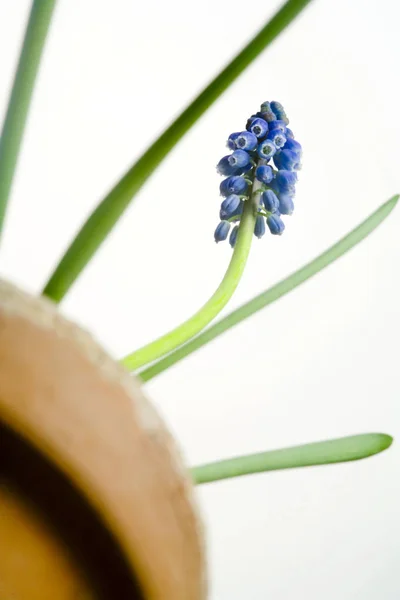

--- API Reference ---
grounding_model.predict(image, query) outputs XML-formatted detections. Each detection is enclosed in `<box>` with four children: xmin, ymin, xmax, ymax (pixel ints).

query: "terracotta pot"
<box><xmin>0</xmin><ymin>279</ymin><xmax>206</xmax><ymax>599</ymax></box>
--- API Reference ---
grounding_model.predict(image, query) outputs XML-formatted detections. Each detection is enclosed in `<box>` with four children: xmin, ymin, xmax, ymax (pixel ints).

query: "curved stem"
<box><xmin>121</xmin><ymin>200</ymin><xmax>256</xmax><ymax>371</ymax></box>
<box><xmin>0</xmin><ymin>0</ymin><xmax>57</xmax><ymax>239</ymax></box>
<box><xmin>138</xmin><ymin>195</ymin><xmax>398</xmax><ymax>382</ymax></box>
<box><xmin>191</xmin><ymin>433</ymin><xmax>393</xmax><ymax>485</ymax></box>
<box><xmin>41</xmin><ymin>0</ymin><xmax>314</xmax><ymax>302</ymax></box>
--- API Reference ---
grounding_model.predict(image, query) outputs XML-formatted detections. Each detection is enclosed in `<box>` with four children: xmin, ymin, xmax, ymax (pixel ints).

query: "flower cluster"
<box><xmin>214</xmin><ymin>101</ymin><xmax>302</xmax><ymax>247</ymax></box>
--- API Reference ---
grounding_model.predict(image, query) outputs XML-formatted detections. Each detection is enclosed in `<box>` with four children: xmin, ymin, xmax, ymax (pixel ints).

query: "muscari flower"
<box><xmin>229</xmin><ymin>224</ymin><xmax>239</xmax><ymax>248</ymax></box>
<box><xmin>220</xmin><ymin>194</ymin><xmax>241</xmax><ymax>219</ymax></box>
<box><xmin>255</xmin><ymin>164</ymin><xmax>274</xmax><ymax>184</ymax></box>
<box><xmin>254</xmin><ymin>215</ymin><xmax>266</xmax><ymax>238</ymax></box>
<box><xmin>214</xmin><ymin>100</ymin><xmax>302</xmax><ymax>244</ymax></box>
<box><xmin>220</xmin><ymin>175</ymin><xmax>248</xmax><ymax>197</ymax></box>
<box><xmin>249</xmin><ymin>117</ymin><xmax>269</xmax><ymax>139</ymax></box>
<box><xmin>267</xmin><ymin>214</ymin><xmax>285</xmax><ymax>235</ymax></box>
<box><xmin>214</xmin><ymin>220</ymin><xmax>231</xmax><ymax>243</ymax></box>
<box><xmin>235</xmin><ymin>131</ymin><xmax>258</xmax><ymax>151</ymax></box>
<box><xmin>262</xmin><ymin>189</ymin><xmax>280</xmax><ymax>213</ymax></box>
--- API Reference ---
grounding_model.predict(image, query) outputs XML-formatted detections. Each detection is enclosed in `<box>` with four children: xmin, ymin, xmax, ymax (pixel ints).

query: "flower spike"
<box><xmin>214</xmin><ymin>100</ymin><xmax>302</xmax><ymax>244</ymax></box>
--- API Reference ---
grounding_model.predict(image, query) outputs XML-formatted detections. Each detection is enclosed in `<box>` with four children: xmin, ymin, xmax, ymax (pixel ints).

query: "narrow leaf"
<box><xmin>0</xmin><ymin>0</ymin><xmax>57</xmax><ymax>239</ymax></box>
<box><xmin>191</xmin><ymin>433</ymin><xmax>393</xmax><ymax>485</ymax></box>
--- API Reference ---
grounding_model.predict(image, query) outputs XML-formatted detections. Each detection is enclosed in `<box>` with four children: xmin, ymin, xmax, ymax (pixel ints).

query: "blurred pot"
<box><xmin>0</xmin><ymin>279</ymin><xmax>206</xmax><ymax>599</ymax></box>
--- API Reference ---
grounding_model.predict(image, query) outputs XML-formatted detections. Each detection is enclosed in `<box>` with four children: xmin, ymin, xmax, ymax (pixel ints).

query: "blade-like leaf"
<box><xmin>42</xmin><ymin>0</ymin><xmax>315</xmax><ymax>302</ymax></box>
<box><xmin>0</xmin><ymin>0</ymin><xmax>57</xmax><ymax>240</ymax></box>
<box><xmin>140</xmin><ymin>195</ymin><xmax>398</xmax><ymax>381</ymax></box>
<box><xmin>191</xmin><ymin>433</ymin><xmax>393</xmax><ymax>485</ymax></box>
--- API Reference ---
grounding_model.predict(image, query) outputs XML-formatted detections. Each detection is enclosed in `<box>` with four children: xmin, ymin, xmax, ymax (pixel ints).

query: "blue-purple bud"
<box><xmin>228</xmin><ymin>149</ymin><xmax>251</xmax><ymax>169</ymax></box>
<box><xmin>214</xmin><ymin>220</ymin><xmax>231</xmax><ymax>243</ymax></box>
<box><xmin>235</xmin><ymin>131</ymin><xmax>258</xmax><ymax>151</ymax></box>
<box><xmin>259</xmin><ymin>101</ymin><xmax>277</xmax><ymax>123</ymax></box>
<box><xmin>268</xmin><ymin>120</ymin><xmax>286</xmax><ymax>133</ymax></box>
<box><xmin>267</xmin><ymin>214</ymin><xmax>285</xmax><ymax>235</ymax></box>
<box><xmin>219</xmin><ymin>175</ymin><xmax>248</xmax><ymax>197</ymax></box>
<box><xmin>285</xmin><ymin>128</ymin><xmax>294</xmax><ymax>139</ymax></box>
<box><xmin>262</xmin><ymin>189</ymin><xmax>280</xmax><ymax>213</ymax></box>
<box><xmin>270</xmin><ymin>101</ymin><xmax>289</xmax><ymax>125</ymax></box>
<box><xmin>249</xmin><ymin>118</ymin><xmax>269</xmax><ymax>139</ymax></box>
<box><xmin>274</xmin><ymin>170</ymin><xmax>297</xmax><ymax>193</ymax></box>
<box><xmin>283</xmin><ymin>138</ymin><xmax>302</xmax><ymax>155</ymax></box>
<box><xmin>229</xmin><ymin>224</ymin><xmax>239</xmax><ymax>248</ymax></box>
<box><xmin>217</xmin><ymin>156</ymin><xmax>237</xmax><ymax>176</ymax></box>
<box><xmin>255</xmin><ymin>164</ymin><xmax>274</xmax><ymax>184</ymax></box>
<box><xmin>257</xmin><ymin>140</ymin><xmax>276</xmax><ymax>160</ymax></box>
<box><xmin>231</xmin><ymin>200</ymin><xmax>244</xmax><ymax>221</ymax></box>
<box><xmin>246</xmin><ymin>113</ymin><xmax>262</xmax><ymax>130</ymax></box>
<box><xmin>254</xmin><ymin>215</ymin><xmax>266</xmax><ymax>239</ymax></box>
<box><xmin>278</xmin><ymin>193</ymin><xmax>295</xmax><ymax>215</ymax></box>
<box><xmin>274</xmin><ymin>149</ymin><xmax>300</xmax><ymax>171</ymax></box>
<box><xmin>227</xmin><ymin>132</ymin><xmax>241</xmax><ymax>150</ymax></box>
<box><xmin>220</xmin><ymin>194</ymin><xmax>241</xmax><ymax>219</ymax></box>
<box><xmin>267</xmin><ymin>129</ymin><xmax>286</xmax><ymax>149</ymax></box>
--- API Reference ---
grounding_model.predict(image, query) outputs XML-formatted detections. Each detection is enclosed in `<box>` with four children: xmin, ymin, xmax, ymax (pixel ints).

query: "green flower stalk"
<box><xmin>121</xmin><ymin>197</ymin><xmax>256</xmax><ymax>371</ymax></box>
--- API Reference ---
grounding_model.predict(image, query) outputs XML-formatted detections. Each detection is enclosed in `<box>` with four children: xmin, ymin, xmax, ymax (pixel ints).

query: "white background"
<box><xmin>1</xmin><ymin>1</ymin><xmax>399</xmax><ymax>598</ymax></box>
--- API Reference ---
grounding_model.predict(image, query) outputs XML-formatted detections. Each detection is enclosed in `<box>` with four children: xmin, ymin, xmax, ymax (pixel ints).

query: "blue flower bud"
<box><xmin>274</xmin><ymin>170</ymin><xmax>297</xmax><ymax>193</ymax></box>
<box><xmin>255</xmin><ymin>164</ymin><xmax>274</xmax><ymax>184</ymax></box>
<box><xmin>270</xmin><ymin>101</ymin><xmax>289</xmax><ymax>125</ymax></box>
<box><xmin>257</xmin><ymin>140</ymin><xmax>276</xmax><ymax>160</ymax></box>
<box><xmin>285</xmin><ymin>128</ymin><xmax>294</xmax><ymax>139</ymax></box>
<box><xmin>267</xmin><ymin>129</ymin><xmax>286</xmax><ymax>149</ymax></box>
<box><xmin>229</xmin><ymin>224</ymin><xmax>239</xmax><ymax>248</ymax></box>
<box><xmin>259</xmin><ymin>101</ymin><xmax>277</xmax><ymax>122</ymax></box>
<box><xmin>217</xmin><ymin>156</ymin><xmax>238</xmax><ymax>176</ymax></box>
<box><xmin>278</xmin><ymin>193</ymin><xmax>295</xmax><ymax>215</ymax></box>
<box><xmin>214</xmin><ymin>220</ymin><xmax>231</xmax><ymax>242</ymax></box>
<box><xmin>274</xmin><ymin>149</ymin><xmax>300</xmax><ymax>171</ymax></box>
<box><xmin>246</xmin><ymin>113</ymin><xmax>262</xmax><ymax>130</ymax></box>
<box><xmin>236</xmin><ymin>131</ymin><xmax>258</xmax><ymax>151</ymax></box>
<box><xmin>283</xmin><ymin>138</ymin><xmax>302</xmax><ymax>155</ymax></box>
<box><xmin>262</xmin><ymin>189</ymin><xmax>280</xmax><ymax>213</ymax></box>
<box><xmin>249</xmin><ymin>118</ymin><xmax>269</xmax><ymax>139</ymax></box>
<box><xmin>254</xmin><ymin>215</ymin><xmax>266</xmax><ymax>238</ymax></box>
<box><xmin>267</xmin><ymin>214</ymin><xmax>285</xmax><ymax>235</ymax></box>
<box><xmin>220</xmin><ymin>194</ymin><xmax>241</xmax><ymax>219</ymax></box>
<box><xmin>268</xmin><ymin>120</ymin><xmax>287</xmax><ymax>133</ymax></box>
<box><xmin>219</xmin><ymin>175</ymin><xmax>248</xmax><ymax>197</ymax></box>
<box><xmin>228</xmin><ymin>149</ymin><xmax>251</xmax><ymax>169</ymax></box>
<box><xmin>227</xmin><ymin>132</ymin><xmax>241</xmax><ymax>150</ymax></box>
<box><xmin>231</xmin><ymin>200</ymin><xmax>244</xmax><ymax>221</ymax></box>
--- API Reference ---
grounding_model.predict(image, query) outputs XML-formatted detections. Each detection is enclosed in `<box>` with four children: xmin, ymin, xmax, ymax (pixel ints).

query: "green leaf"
<box><xmin>191</xmin><ymin>433</ymin><xmax>393</xmax><ymax>485</ymax></box>
<box><xmin>42</xmin><ymin>0</ymin><xmax>315</xmax><ymax>302</ymax></box>
<box><xmin>0</xmin><ymin>0</ymin><xmax>57</xmax><ymax>240</ymax></box>
<box><xmin>139</xmin><ymin>195</ymin><xmax>399</xmax><ymax>382</ymax></box>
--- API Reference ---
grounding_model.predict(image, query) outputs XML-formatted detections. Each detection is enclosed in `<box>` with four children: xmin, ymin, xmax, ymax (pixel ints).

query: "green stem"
<box><xmin>191</xmin><ymin>433</ymin><xmax>393</xmax><ymax>485</ymax></box>
<box><xmin>121</xmin><ymin>200</ymin><xmax>256</xmax><ymax>370</ymax></box>
<box><xmin>0</xmin><ymin>0</ymin><xmax>57</xmax><ymax>239</ymax></box>
<box><xmin>41</xmin><ymin>0</ymin><xmax>314</xmax><ymax>303</ymax></box>
<box><xmin>138</xmin><ymin>195</ymin><xmax>398</xmax><ymax>382</ymax></box>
